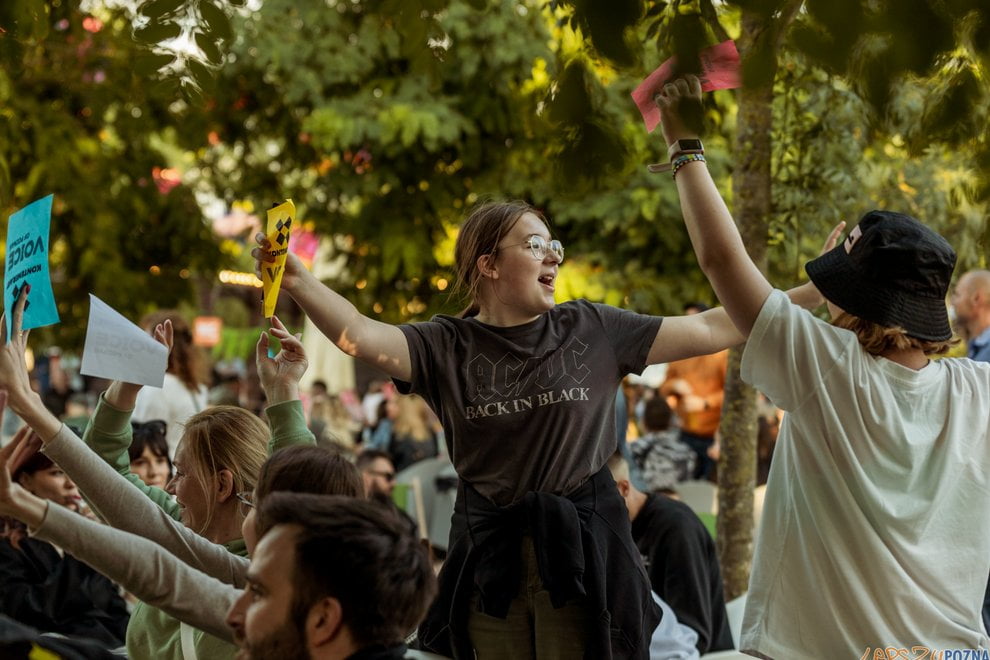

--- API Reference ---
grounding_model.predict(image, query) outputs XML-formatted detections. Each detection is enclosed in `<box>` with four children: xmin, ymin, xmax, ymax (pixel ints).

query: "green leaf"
<box><xmin>646</xmin><ymin>18</ymin><xmax>661</xmax><ymax>41</ymax></box>
<box><xmin>149</xmin><ymin>75</ymin><xmax>181</xmax><ymax>98</ymax></box>
<box><xmin>139</xmin><ymin>0</ymin><xmax>186</xmax><ymax>19</ymax></box>
<box><xmin>187</xmin><ymin>58</ymin><xmax>217</xmax><ymax>91</ymax></box>
<box><xmin>134</xmin><ymin>52</ymin><xmax>175</xmax><ymax>75</ymax></box>
<box><xmin>646</xmin><ymin>1</ymin><xmax>667</xmax><ymax>18</ymax></box>
<box><xmin>547</xmin><ymin>60</ymin><xmax>593</xmax><ymax>126</ymax></box>
<box><xmin>577</xmin><ymin>0</ymin><xmax>642</xmax><ymax>67</ymax></box>
<box><xmin>180</xmin><ymin>78</ymin><xmax>206</xmax><ymax>105</ymax></box>
<box><xmin>194</xmin><ymin>31</ymin><xmax>223</xmax><ymax>65</ymax></box>
<box><xmin>198</xmin><ymin>0</ymin><xmax>232</xmax><ymax>40</ymax></box>
<box><xmin>133</xmin><ymin>21</ymin><xmax>182</xmax><ymax>43</ymax></box>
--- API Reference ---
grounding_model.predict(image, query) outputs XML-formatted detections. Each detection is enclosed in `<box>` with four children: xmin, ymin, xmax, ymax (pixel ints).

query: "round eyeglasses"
<box><xmin>496</xmin><ymin>235</ymin><xmax>564</xmax><ymax>263</ymax></box>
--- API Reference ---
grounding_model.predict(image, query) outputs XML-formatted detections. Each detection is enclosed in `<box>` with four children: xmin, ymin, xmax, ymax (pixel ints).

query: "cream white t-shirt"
<box><xmin>740</xmin><ymin>289</ymin><xmax>990</xmax><ymax>659</ymax></box>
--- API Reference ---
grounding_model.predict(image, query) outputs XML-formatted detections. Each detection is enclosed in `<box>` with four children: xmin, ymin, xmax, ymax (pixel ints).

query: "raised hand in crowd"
<box><xmin>0</xmin><ymin>287</ymin><xmax>60</xmax><ymax>442</ymax></box>
<box><xmin>252</xmin><ymin>231</ymin><xmax>412</xmax><ymax>380</ymax></box>
<box><xmin>255</xmin><ymin>315</ymin><xmax>308</xmax><ymax>405</ymax></box>
<box><xmin>104</xmin><ymin>318</ymin><xmax>173</xmax><ymax>411</ymax></box>
<box><xmin>0</xmin><ymin>401</ymin><xmax>48</xmax><ymax>530</ymax></box>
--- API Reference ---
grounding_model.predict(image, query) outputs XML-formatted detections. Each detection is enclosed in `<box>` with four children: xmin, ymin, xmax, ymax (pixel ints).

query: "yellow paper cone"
<box><xmin>262</xmin><ymin>199</ymin><xmax>295</xmax><ymax>318</ymax></box>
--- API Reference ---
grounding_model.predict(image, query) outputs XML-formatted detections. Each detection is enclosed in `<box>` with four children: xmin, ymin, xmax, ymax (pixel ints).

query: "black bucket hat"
<box><xmin>805</xmin><ymin>210</ymin><xmax>956</xmax><ymax>341</ymax></box>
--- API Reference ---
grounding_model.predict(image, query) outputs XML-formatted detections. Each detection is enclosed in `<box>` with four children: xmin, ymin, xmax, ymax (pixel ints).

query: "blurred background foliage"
<box><xmin>0</xmin><ymin>0</ymin><xmax>987</xmax><ymax>343</ymax></box>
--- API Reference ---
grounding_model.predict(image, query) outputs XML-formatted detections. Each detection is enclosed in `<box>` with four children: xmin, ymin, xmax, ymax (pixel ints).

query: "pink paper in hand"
<box><xmin>631</xmin><ymin>40</ymin><xmax>741</xmax><ymax>133</ymax></box>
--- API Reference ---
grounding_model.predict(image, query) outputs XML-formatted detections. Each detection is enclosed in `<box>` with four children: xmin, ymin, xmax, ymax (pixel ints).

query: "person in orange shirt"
<box><xmin>659</xmin><ymin>302</ymin><xmax>728</xmax><ymax>480</ymax></box>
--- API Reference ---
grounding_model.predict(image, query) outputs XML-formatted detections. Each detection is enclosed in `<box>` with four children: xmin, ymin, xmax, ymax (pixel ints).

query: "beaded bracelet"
<box><xmin>671</xmin><ymin>153</ymin><xmax>706</xmax><ymax>179</ymax></box>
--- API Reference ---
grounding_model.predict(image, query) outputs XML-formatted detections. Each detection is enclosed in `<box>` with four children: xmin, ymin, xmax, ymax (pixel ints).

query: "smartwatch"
<box><xmin>667</xmin><ymin>138</ymin><xmax>704</xmax><ymax>159</ymax></box>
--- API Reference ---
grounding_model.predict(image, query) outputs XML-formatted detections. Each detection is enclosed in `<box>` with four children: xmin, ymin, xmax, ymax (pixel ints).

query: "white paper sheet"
<box><xmin>80</xmin><ymin>295</ymin><xmax>168</xmax><ymax>388</ymax></box>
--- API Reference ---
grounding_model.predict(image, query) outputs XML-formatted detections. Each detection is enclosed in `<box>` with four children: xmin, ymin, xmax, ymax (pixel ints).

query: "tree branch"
<box><xmin>770</xmin><ymin>0</ymin><xmax>804</xmax><ymax>51</ymax></box>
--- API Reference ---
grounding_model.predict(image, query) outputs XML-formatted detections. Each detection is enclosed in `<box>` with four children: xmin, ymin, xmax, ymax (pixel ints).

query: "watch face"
<box><xmin>679</xmin><ymin>139</ymin><xmax>703</xmax><ymax>151</ymax></box>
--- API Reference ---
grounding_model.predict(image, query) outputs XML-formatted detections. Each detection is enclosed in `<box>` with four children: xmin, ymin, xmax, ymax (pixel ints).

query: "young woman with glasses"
<box><xmin>249</xmin><ymin>200</ymin><xmax>842</xmax><ymax>658</ymax></box>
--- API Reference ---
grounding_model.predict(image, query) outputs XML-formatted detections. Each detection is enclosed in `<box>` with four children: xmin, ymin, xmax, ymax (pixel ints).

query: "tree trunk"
<box><xmin>716</xmin><ymin>7</ymin><xmax>777</xmax><ymax>601</ymax></box>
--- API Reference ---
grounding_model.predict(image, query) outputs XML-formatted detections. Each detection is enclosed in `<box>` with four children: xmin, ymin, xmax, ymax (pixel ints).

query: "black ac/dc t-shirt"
<box><xmin>397</xmin><ymin>300</ymin><xmax>662</xmax><ymax>506</ymax></box>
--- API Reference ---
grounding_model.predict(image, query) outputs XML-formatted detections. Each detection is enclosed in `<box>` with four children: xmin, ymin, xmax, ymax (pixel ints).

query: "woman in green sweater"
<box><xmin>0</xmin><ymin>301</ymin><xmax>315</xmax><ymax>660</ymax></box>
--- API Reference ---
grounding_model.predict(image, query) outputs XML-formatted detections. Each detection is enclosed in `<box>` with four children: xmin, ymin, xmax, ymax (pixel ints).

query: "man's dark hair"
<box><xmin>256</xmin><ymin>446</ymin><xmax>363</xmax><ymax>502</ymax></box>
<box><xmin>643</xmin><ymin>396</ymin><xmax>673</xmax><ymax>432</ymax></box>
<box><xmin>355</xmin><ymin>449</ymin><xmax>392</xmax><ymax>472</ymax></box>
<box><xmin>257</xmin><ymin>494</ymin><xmax>437</xmax><ymax>647</ymax></box>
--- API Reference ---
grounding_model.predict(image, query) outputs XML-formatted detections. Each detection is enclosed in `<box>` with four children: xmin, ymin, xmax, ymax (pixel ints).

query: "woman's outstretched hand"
<box><xmin>252</xmin><ymin>234</ymin><xmax>305</xmax><ymax>294</ymax></box>
<box><xmin>0</xmin><ymin>423</ymin><xmax>48</xmax><ymax>528</ymax></box>
<box><xmin>790</xmin><ymin>221</ymin><xmax>848</xmax><ymax>310</ymax></box>
<box><xmin>0</xmin><ymin>287</ymin><xmax>40</xmax><ymax>413</ymax></box>
<box><xmin>106</xmin><ymin>318</ymin><xmax>174</xmax><ymax>409</ymax></box>
<box><xmin>820</xmin><ymin>221</ymin><xmax>847</xmax><ymax>257</ymax></box>
<box><xmin>256</xmin><ymin>315</ymin><xmax>308</xmax><ymax>405</ymax></box>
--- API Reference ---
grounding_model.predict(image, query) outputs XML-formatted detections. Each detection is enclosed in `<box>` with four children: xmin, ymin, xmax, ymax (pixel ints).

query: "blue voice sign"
<box><xmin>4</xmin><ymin>195</ymin><xmax>60</xmax><ymax>339</ymax></box>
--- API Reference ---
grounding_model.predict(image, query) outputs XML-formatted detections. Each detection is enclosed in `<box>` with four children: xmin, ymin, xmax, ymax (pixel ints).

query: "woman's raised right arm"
<box><xmin>32</xmin><ymin>503</ymin><xmax>237</xmax><ymax>642</ymax></box>
<box><xmin>45</xmin><ymin>423</ymin><xmax>250</xmax><ymax>585</ymax></box>
<box><xmin>253</xmin><ymin>243</ymin><xmax>412</xmax><ymax>382</ymax></box>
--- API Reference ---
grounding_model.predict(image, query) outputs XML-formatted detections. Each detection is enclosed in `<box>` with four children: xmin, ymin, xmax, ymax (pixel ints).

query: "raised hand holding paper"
<box><xmin>631</xmin><ymin>40</ymin><xmax>741</xmax><ymax>132</ymax></box>
<box><xmin>80</xmin><ymin>295</ymin><xmax>168</xmax><ymax>388</ymax></box>
<box><xmin>3</xmin><ymin>195</ymin><xmax>60</xmax><ymax>339</ymax></box>
<box><xmin>262</xmin><ymin>199</ymin><xmax>295</xmax><ymax>318</ymax></box>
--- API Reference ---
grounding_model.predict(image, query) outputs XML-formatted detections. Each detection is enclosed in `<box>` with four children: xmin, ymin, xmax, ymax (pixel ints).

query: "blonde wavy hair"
<box><xmin>391</xmin><ymin>394</ymin><xmax>434</xmax><ymax>442</ymax></box>
<box><xmin>179</xmin><ymin>405</ymin><xmax>268</xmax><ymax>535</ymax></box>
<box><xmin>832</xmin><ymin>313</ymin><xmax>959</xmax><ymax>356</ymax></box>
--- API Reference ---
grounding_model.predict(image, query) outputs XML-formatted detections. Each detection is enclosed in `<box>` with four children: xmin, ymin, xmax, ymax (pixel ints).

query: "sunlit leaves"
<box><xmin>0</xmin><ymin>1</ymin><xmax>225</xmax><ymax>346</ymax></box>
<box><xmin>134</xmin><ymin>21</ymin><xmax>181</xmax><ymax>42</ymax></box>
<box><xmin>132</xmin><ymin>0</ymin><xmax>237</xmax><ymax>100</ymax></box>
<box><xmin>547</xmin><ymin>59</ymin><xmax>595</xmax><ymax>124</ymax></box>
<box><xmin>916</xmin><ymin>62</ymin><xmax>985</xmax><ymax>149</ymax></box>
<box><xmin>139</xmin><ymin>0</ymin><xmax>186</xmax><ymax>19</ymax></box>
<box><xmin>558</xmin><ymin>0</ymin><xmax>644</xmax><ymax>67</ymax></box>
<box><xmin>194</xmin><ymin>31</ymin><xmax>222</xmax><ymax>65</ymax></box>
<box><xmin>778</xmin><ymin>0</ymin><xmax>990</xmax><ymax>120</ymax></box>
<box><xmin>769</xmin><ymin>50</ymin><xmax>989</xmax><ymax>282</ymax></box>
<box><xmin>135</xmin><ymin>52</ymin><xmax>177</xmax><ymax>75</ymax></box>
<box><xmin>198</xmin><ymin>1</ymin><xmax>232</xmax><ymax>40</ymax></box>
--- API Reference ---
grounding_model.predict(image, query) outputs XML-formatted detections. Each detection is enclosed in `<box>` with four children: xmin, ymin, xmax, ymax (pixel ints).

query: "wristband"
<box><xmin>671</xmin><ymin>153</ymin><xmax>706</xmax><ymax>178</ymax></box>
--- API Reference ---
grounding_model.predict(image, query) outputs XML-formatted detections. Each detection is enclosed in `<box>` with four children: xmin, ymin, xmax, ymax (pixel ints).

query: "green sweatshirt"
<box><xmin>125</xmin><ymin>537</ymin><xmax>247</xmax><ymax>660</ymax></box>
<box><xmin>82</xmin><ymin>394</ymin><xmax>315</xmax><ymax>660</ymax></box>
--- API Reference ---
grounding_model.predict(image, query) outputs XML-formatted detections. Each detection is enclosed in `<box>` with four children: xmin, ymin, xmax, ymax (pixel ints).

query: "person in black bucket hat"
<box><xmin>805</xmin><ymin>210</ymin><xmax>956</xmax><ymax>342</ymax></box>
<box><xmin>656</xmin><ymin>76</ymin><xmax>990</xmax><ymax>658</ymax></box>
